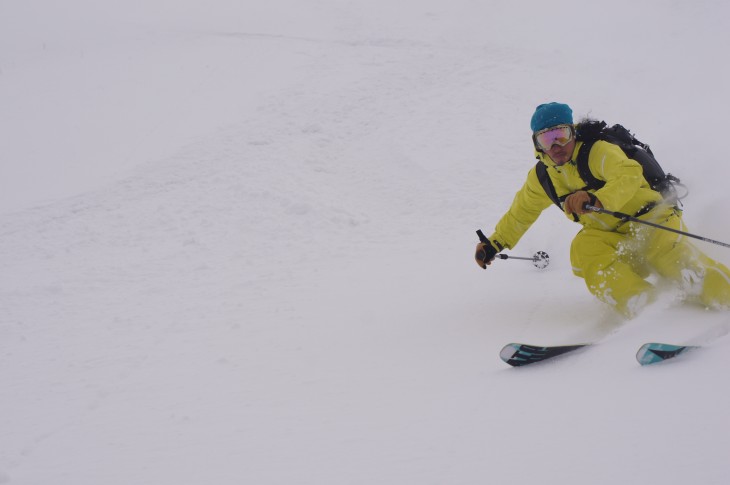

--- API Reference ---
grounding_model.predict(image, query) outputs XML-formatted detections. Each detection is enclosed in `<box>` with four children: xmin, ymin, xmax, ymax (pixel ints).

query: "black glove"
<box><xmin>475</xmin><ymin>240</ymin><xmax>500</xmax><ymax>269</ymax></box>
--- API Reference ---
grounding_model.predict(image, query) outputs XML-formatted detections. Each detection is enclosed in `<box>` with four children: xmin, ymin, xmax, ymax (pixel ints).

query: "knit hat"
<box><xmin>530</xmin><ymin>102</ymin><xmax>573</xmax><ymax>132</ymax></box>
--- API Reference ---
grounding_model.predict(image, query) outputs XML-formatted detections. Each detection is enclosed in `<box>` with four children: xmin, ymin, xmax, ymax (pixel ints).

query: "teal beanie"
<box><xmin>530</xmin><ymin>102</ymin><xmax>573</xmax><ymax>132</ymax></box>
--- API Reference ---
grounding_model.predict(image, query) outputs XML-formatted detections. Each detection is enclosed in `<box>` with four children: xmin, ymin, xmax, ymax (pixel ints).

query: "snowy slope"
<box><xmin>2</xmin><ymin>1</ymin><xmax>730</xmax><ymax>484</ymax></box>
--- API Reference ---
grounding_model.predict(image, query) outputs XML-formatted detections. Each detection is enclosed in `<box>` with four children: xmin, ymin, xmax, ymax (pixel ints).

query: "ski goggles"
<box><xmin>533</xmin><ymin>124</ymin><xmax>574</xmax><ymax>151</ymax></box>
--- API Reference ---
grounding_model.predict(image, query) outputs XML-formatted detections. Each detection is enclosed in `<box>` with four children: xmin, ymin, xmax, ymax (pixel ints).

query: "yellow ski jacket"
<box><xmin>489</xmin><ymin>139</ymin><xmax>666</xmax><ymax>250</ymax></box>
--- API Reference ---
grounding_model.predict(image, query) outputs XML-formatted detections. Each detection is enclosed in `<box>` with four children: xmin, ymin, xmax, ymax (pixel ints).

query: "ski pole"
<box><xmin>495</xmin><ymin>252</ymin><xmax>550</xmax><ymax>269</ymax></box>
<box><xmin>583</xmin><ymin>204</ymin><xmax>730</xmax><ymax>249</ymax></box>
<box><xmin>476</xmin><ymin>230</ymin><xmax>550</xmax><ymax>269</ymax></box>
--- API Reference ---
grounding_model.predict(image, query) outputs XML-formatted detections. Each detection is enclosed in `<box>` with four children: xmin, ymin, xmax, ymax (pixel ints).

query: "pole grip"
<box><xmin>476</xmin><ymin>229</ymin><xmax>489</xmax><ymax>243</ymax></box>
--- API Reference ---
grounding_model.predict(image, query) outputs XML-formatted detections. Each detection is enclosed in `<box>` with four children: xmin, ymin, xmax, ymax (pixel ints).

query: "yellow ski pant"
<box><xmin>570</xmin><ymin>209</ymin><xmax>730</xmax><ymax>317</ymax></box>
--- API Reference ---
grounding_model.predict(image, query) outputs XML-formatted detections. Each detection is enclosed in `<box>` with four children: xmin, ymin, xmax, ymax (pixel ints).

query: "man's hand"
<box><xmin>564</xmin><ymin>191</ymin><xmax>602</xmax><ymax>216</ymax></box>
<box><xmin>475</xmin><ymin>240</ymin><xmax>499</xmax><ymax>269</ymax></box>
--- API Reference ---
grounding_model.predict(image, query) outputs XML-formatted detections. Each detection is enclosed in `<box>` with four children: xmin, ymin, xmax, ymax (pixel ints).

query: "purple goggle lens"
<box><xmin>534</xmin><ymin>125</ymin><xmax>573</xmax><ymax>151</ymax></box>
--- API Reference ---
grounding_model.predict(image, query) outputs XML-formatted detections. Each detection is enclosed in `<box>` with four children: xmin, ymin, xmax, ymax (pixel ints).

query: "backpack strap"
<box><xmin>535</xmin><ymin>160</ymin><xmax>562</xmax><ymax>209</ymax></box>
<box><xmin>575</xmin><ymin>140</ymin><xmax>606</xmax><ymax>191</ymax></box>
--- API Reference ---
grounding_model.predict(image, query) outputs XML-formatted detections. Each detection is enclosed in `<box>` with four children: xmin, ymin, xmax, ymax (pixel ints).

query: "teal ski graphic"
<box><xmin>636</xmin><ymin>342</ymin><xmax>699</xmax><ymax>365</ymax></box>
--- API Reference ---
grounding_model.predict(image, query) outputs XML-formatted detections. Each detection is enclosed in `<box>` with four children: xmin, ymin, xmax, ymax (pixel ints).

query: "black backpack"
<box><xmin>535</xmin><ymin>120</ymin><xmax>682</xmax><ymax>210</ymax></box>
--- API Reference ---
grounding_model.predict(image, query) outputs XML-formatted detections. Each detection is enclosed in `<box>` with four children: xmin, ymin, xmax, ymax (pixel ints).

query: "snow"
<box><xmin>2</xmin><ymin>1</ymin><xmax>730</xmax><ymax>484</ymax></box>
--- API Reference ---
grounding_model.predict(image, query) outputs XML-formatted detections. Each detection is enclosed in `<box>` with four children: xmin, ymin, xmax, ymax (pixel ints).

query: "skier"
<box><xmin>475</xmin><ymin>102</ymin><xmax>730</xmax><ymax>317</ymax></box>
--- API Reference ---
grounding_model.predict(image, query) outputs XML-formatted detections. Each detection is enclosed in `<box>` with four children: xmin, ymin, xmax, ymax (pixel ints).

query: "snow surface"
<box><xmin>2</xmin><ymin>1</ymin><xmax>730</xmax><ymax>484</ymax></box>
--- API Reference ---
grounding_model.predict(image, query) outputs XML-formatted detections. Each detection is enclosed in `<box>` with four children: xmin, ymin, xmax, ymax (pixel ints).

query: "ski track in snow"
<box><xmin>2</xmin><ymin>1</ymin><xmax>730</xmax><ymax>484</ymax></box>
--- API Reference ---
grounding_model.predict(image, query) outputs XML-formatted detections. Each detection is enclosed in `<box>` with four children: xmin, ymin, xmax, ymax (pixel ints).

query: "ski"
<box><xmin>500</xmin><ymin>343</ymin><xmax>588</xmax><ymax>367</ymax></box>
<box><xmin>636</xmin><ymin>342</ymin><xmax>700</xmax><ymax>365</ymax></box>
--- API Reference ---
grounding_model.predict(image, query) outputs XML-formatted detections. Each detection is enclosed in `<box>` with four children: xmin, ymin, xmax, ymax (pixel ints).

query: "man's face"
<box><xmin>545</xmin><ymin>138</ymin><xmax>575</xmax><ymax>166</ymax></box>
<box><xmin>533</xmin><ymin>124</ymin><xmax>575</xmax><ymax>166</ymax></box>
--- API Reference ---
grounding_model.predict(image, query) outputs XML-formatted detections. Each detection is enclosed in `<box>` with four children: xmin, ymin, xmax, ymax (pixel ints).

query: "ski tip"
<box><xmin>499</xmin><ymin>343</ymin><xmax>522</xmax><ymax>365</ymax></box>
<box><xmin>636</xmin><ymin>342</ymin><xmax>699</xmax><ymax>365</ymax></box>
<box><xmin>500</xmin><ymin>343</ymin><xmax>588</xmax><ymax>367</ymax></box>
